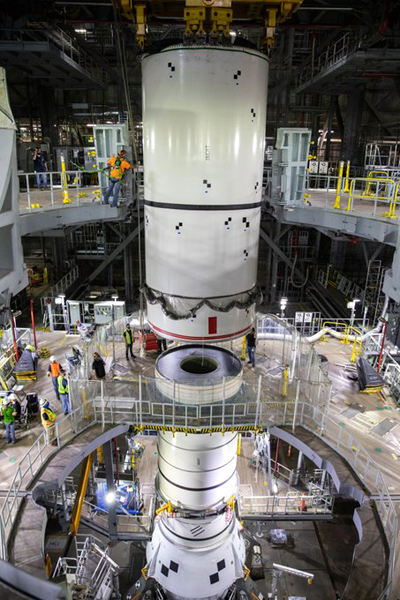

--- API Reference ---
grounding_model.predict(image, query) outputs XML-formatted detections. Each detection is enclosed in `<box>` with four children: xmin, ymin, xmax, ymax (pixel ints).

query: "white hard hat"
<box><xmin>7</xmin><ymin>394</ymin><xmax>17</xmax><ymax>401</ymax></box>
<box><xmin>39</xmin><ymin>397</ymin><xmax>49</xmax><ymax>407</ymax></box>
<box><xmin>50</xmin><ymin>355</ymin><xmax>56</xmax><ymax>362</ymax></box>
<box><xmin>2</xmin><ymin>397</ymin><xmax>10</xmax><ymax>405</ymax></box>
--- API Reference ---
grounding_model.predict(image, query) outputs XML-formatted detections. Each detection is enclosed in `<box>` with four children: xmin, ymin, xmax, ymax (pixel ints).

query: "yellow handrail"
<box><xmin>334</xmin><ymin>161</ymin><xmax>344</xmax><ymax>209</ymax></box>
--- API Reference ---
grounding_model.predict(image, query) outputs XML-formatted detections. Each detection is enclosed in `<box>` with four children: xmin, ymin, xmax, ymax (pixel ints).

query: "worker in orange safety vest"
<box><xmin>47</xmin><ymin>355</ymin><xmax>61</xmax><ymax>400</ymax></box>
<box><xmin>102</xmin><ymin>149</ymin><xmax>131</xmax><ymax>208</ymax></box>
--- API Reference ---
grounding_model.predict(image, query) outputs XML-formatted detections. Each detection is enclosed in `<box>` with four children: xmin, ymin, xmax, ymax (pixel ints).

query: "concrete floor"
<box><xmin>3</xmin><ymin>329</ymin><xmax>400</xmax><ymax>597</ymax></box>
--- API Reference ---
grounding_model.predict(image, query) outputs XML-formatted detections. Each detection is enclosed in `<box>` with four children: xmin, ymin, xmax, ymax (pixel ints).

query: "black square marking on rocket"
<box><xmin>233</xmin><ymin>70</ymin><xmax>242</xmax><ymax>85</ymax></box>
<box><xmin>242</xmin><ymin>217</ymin><xmax>250</xmax><ymax>230</ymax></box>
<box><xmin>161</xmin><ymin>564</ymin><xmax>169</xmax><ymax>577</ymax></box>
<box><xmin>175</xmin><ymin>222</ymin><xmax>183</xmax><ymax>234</ymax></box>
<box><xmin>169</xmin><ymin>560</ymin><xmax>179</xmax><ymax>573</ymax></box>
<box><xmin>167</xmin><ymin>62</ymin><xmax>176</xmax><ymax>78</ymax></box>
<box><xmin>250</xmin><ymin>108</ymin><xmax>257</xmax><ymax>122</ymax></box>
<box><xmin>254</xmin><ymin>181</ymin><xmax>259</xmax><ymax>190</ymax></box>
<box><xmin>224</xmin><ymin>217</ymin><xmax>232</xmax><ymax>229</ymax></box>
<box><xmin>203</xmin><ymin>179</ymin><xmax>211</xmax><ymax>193</ymax></box>
<box><xmin>145</xmin><ymin>215</ymin><xmax>149</xmax><ymax>226</ymax></box>
<box><xmin>210</xmin><ymin>573</ymin><xmax>220</xmax><ymax>585</ymax></box>
<box><xmin>217</xmin><ymin>559</ymin><xmax>226</xmax><ymax>571</ymax></box>
<box><xmin>244</xmin><ymin>249</ymin><xmax>249</xmax><ymax>260</ymax></box>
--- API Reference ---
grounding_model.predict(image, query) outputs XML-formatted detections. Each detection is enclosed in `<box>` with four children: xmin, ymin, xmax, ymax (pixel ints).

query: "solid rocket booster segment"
<box><xmin>142</xmin><ymin>45</ymin><xmax>268</xmax><ymax>342</ymax></box>
<box><xmin>142</xmin><ymin>43</ymin><xmax>268</xmax><ymax>599</ymax></box>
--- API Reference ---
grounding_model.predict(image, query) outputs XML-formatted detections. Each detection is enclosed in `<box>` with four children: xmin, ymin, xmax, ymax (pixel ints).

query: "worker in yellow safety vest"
<box><xmin>102</xmin><ymin>149</ymin><xmax>131</xmax><ymax>208</ymax></box>
<box><xmin>123</xmin><ymin>323</ymin><xmax>135</xmax><ymax>361</ymax></box>
<box><xmin>57</xmin><ymin>368</ymin><xmax>70</xmax><ymax>415</ymax></box>
<box><xmin>39</xmin><ymin>398</ymin><xmax>57</xmax><ymax>446</ymax></box>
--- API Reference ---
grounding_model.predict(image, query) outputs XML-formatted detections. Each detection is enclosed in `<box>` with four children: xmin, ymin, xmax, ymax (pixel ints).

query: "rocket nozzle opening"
<box><xmin>180</xmin><ymin>356</ymin><xmax>218</xmax><ymax>375</ymax></box>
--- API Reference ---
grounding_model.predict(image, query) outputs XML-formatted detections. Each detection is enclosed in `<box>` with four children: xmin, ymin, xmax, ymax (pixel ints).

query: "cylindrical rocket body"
<box><xmin>142</xmin><ymin>45</ymin><xmax>268</xmax><ymax>341</ymax></box>
<box><xmin>157</xmin><ymin>431</ymin><xmax>238</xmax><ymax>510</ymax></box>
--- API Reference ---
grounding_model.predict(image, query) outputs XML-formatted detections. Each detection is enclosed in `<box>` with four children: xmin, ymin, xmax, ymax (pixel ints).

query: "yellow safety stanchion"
<box><xmin>241</xmin><ymin>335</ymin><xmax>246</xmax><ymax>361</ymax></box>
<box><xmin>60</xmin><ymin>154</ymin><xmax>71</xmax><ymax>204</ymax></box>
<box><xmin>156</xmin><ymin>500</ymin><xmax>173</xmax><ymax>515</ymax></box>
<box><xmin>350</xmin><ymin>336</ymin><xmax>357</xmax><ymax>362</ymax></box>
<box><xmin>282</xmin><ymin>366</ymin><xmax>289</xmax><ymax>396</ymax></box>
<box><xmin>97</xmin><ymin>445</ymin><xmax>104</xmax><ymax>464</ymax></box>
<box><xmin>343</xmin><ymin>160</ymin><xmax>350</xmax><ymax>193</ymax></box>
<box><xmin>43</xmin><ymin>267</ymin><xmax>48</xmax><ymax>284</ymax></box>
<box><xmin>237</xmin><ymin>434</ymin><xmax>241</xmax><ymax>456</ymax></box>
<box><xmin>334</xmin><ymin>161</ymin><xmax>344</xmax><ymax>209</ymax></box>
<box><xmin>387</xmin><ymin>183</ymin><xmax>399</xmax><ymax>220</ymax></box>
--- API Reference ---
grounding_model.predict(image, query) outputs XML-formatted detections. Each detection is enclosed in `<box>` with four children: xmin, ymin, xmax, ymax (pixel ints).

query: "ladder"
<box><xmin>363</xmin><ymin>260</ymin><xmax>385</xmax><ymax>324</ymax></box>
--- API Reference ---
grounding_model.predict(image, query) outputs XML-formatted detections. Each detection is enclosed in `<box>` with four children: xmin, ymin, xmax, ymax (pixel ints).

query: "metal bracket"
<box><xmin>135</xmin><ymin>3</ymin><xmax>147</xmax><ymax>49</ymax></box>
<box><xmin>184</xmin><ymin>6</ymin><xmax>206</xmax><ymax>37</ymax></box>
<box><xmin>210</xmin><ymin>7</ymin><xmax>233</xmax><ymax>37</ymax></box>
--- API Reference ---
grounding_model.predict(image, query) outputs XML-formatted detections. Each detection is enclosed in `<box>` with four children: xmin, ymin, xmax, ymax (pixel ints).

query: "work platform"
<box><xmin>18</xmin><ymin>187</ymin><xmax>129</xmax><ymax>235</ymax></box>
<box><xmin>0</xmin><ymin>315</ymin><xmax>397</xmax><ymax>600</ymax></box>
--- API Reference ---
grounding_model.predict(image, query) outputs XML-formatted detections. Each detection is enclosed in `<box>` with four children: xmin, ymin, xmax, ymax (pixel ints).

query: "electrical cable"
<box><xmin>289</xmin><ymin>253</ymin><xmax>309</xmax><ymax>289</ymax></box>
<box><xmin>112</xmin><ymin>1</ymin><xmax>144</xmax><ymax>332</ymax></box>
<box><xmin>140</xmin><ymin>284</ymin><xmax>263</xmax><ymax>321</ymax></box>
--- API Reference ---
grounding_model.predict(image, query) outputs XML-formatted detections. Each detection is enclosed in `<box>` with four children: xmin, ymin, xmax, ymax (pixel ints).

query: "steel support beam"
<box><xmin>107</xmin><ymin>221</ymin><xmax>124</xmax><ymax>241</ymax></box>
<box><xmin>260</xmin><ymin>226</ymin><xmax>306</xmax><ymax>285</ymax></box>
<box><xmin>342</xmin><ymin>88</ymin><xmax>365</xmax><ymax>161</ymax></box>
<box><xmin>81</xmin><ymin>221</ymin><xmax>143</xmax><ymax>292</ymax></box>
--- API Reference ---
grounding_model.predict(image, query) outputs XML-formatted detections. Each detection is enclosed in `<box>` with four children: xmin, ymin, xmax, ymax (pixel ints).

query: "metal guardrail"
<box><xmin>46</xmin><ymin>265</ymin><xmax>79</xmax><ymax>300</ymax></box>
<box><xmin>0</xmin><ymin>27</ymin><xmax>105</xmax><ymax>83</ymax></box>
<box><xmin>304</xmin><ymin>172</ymin><xmax>400</xmax><ymax>219</ymax></box>
<box><xmin>239</xmin><ymin>492</ymin><xmax>334</xmax><ymax>517</ymax></box>
<box><xmin>0</xmin><ymin>398</ymin><xmax>396</xmax><ymax>599</ymax></box>
<box><xmin>18</xmin><ymin>170</ymin><xmax>101</xmax><ymax>212</ymax></box>
<box><xmin>296</xmin><ymin>32</ymin><xmax>356</xmax><ymax>89</ymax></box>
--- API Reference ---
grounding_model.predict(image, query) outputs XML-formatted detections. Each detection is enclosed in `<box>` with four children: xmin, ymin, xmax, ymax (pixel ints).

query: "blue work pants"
<box><xmin>248</xmin><ymin>346</ymin><xmax>256</xmax><ymax>367</ymax></box>
<box><xmin>52</xmin><ymin>376</ymin><xmax>60</xmax><ymax>399</ymax></box>
<box><xmin>35</xmin><ymin>172</ymin><xmax>47</xmax><ymax>189</ymax></box>
<box><xmin>103</xmin><ymin>180</ymin><xmax>121</xmax><ymax>207</ymax></box>
<box><xmin>5</xmin><ymin>422</ymin><xmax>16</xmax><ymax>443</ymax></box>
<box><xmin>61</xmin><ymin>394</ymin><xmax>70</xmax><ymax>414</ymax></box>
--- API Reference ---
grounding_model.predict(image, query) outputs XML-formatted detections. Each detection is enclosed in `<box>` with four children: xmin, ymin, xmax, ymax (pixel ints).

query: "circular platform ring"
<box><xmin>155</xmin><ymin>344</ymin><xmax>243</xmax><ymax>404</ymax></box>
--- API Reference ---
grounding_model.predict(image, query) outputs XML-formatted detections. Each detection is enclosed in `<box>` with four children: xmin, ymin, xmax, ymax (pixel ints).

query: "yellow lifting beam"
<box><xmin>135</xmin><ymin>4</ymin><xmax>147</xmax><ymax>49</ymax></box>
<box><xmin>70</xmin><ymin>453</ymin><xmax>93</xmax><ymax>537</ymax></box>
<box><xmin>264</xmin><ymin>1</ymin><xmax>303</xmax><ymax>48</ymax></box>
<box><xmin>184</xmin><ymin>5</ymin><xmax>206</xmax><ymax>37</ymax></box>
<box><xmin>211</xmin><ymin>7</ymin><xmax>233</xmax><ymax>37</ymax></box>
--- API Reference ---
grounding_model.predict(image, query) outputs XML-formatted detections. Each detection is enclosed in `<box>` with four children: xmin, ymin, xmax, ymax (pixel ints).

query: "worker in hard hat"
<box><xmin>39</xmin><ymin>398</ymin><xmax>57</xmax><ymax>445</ymax></box>
<box><xmin>1</xmin><ymin>396</ymin><xmax>17</xmax><ymax>444</ymax></box>
<box><xmin>102</xmin><ymin>149</ymin><xmax>131</xmax><ymax>208</ymax></box>
<box><xmin>57</xmin><ymin>368</ymin><xmax>70</xmax><ymax>415</ymax></box>
<box><xmin>123</xmin><ymin>323</ymin><xmax>135</xmax><ymax>361</ymax></box>
<box><xmin>47</xmin><ymin>356</ymin><xmax>61</xmax><ymax>401</ymax></box>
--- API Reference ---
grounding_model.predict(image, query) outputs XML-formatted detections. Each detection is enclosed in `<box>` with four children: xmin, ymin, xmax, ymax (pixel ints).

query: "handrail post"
<box><xmin>100</xmin><ymin>379</ymin><xmax>105</xmax><ymax>430</ymax></box>
<box><xmin>292</xmin><ymin>379</ymin><xmax>301</xmax><ymax>433</ymax></box>
<box><xmin>172</xmin><ymin>380</ymin><xmax>176</xmax><ymax>431</ymax></box>
<box><xmin>333</xmin><ymin>162</ymin><xmax>344</xmax><ymax>210</ymax></box>
<box><xmin>139</xmin><ymin>375</ymin><xmax>142</xmax><ymax>428</ymax></box>
<box><xmin>222</xmin><ymin>377</ymin><xmax>226</xmax><ymax>430</ymax></box>
<box><xmin>50</xmin><ymin>171</ymin><xmax>54</xmax><ymax>207</ymax></box>
<box><xmin>26</xmin><ymin>174</ymin><xmax>31</xmax><ymax>211</ymax></box>
<box><xmin>343</xmin><ymin>160</ymin><xmax>350</xmax><ymax>193</ymax></box>
<box><xmin>256</xmin><ymin>375</ymin><xmax>262</xmax><ymax>427</ymax></box>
